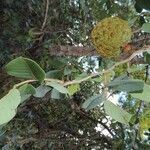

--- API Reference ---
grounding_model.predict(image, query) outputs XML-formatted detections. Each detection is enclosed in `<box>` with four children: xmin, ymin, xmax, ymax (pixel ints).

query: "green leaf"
<box><xmin>80</xmin><ymin>0</ymin><xmax>86</xmax><ymax>10</ymax></box>
<box><xmin>144</xmin><ymin>52</ymin><xmax>150</xmax><ymax>64</ymax></box>
<box><xmin>142</xmin><ymin>23</ymin><xmax>150</xmax><ymax>33</ymax></box>
<box><xmin>49</xmin><ymin>58</ymin><xmax>67</xmax><ymax>69</ymax></box>
<box><xmin>34</xmin><ymin>85</ymin><xmax>51</xmax><ymax>98</ymax></box>
<box><xmin>64</xmin><ymin>67</ymin><xmax>72</xmax><ymax>76</ymax></box>
<box><xmin>19</xmin><ymin>84</ymin><xmax>36</xmax><ymax>95</ymax></box>
<box><xmin>18</xmin><ymin>84</ymin><xmax>36</xmax><ymax>102</ymax></box>
<box><xmin>108</xmin><ymin>79</ymin><xmax>144</xmax><ymax>93</ymax></box>
<box><xmin>104</xmin><ymin>100</ymin><xmax>132</xmax><ymax>125</ymax></box>
<box><xmin>5</xmin><ymin>57</ymin><xmax>45</xmax><ymax>82</ymax></box>
<box><xmin>75</xmin><ymin>72</ymin><xmax>89</xmax><ymax>80</ymax></box>
<box><xmin>46</xmin><ymin>82</ymin><xmax>68</xmax><ymax>94</ymax></box>
<box><xmin>0</xmin><ymin>89</ymin><xmax>21</xmax><ymax>125</ymax></box>
<box><xmin>128</xmin><ymin>17</ymin><xmax>138</xmax><ymax>26</ymax></box>
<box><xmin>131</xmin><ymin>84</ymin><xmax>150</xmax><ymax>102</ymax></box>
<box><xmin>82</xmin><ymin>94</ymin><xmax>103</xmax><ymax>111</ymax></box>
<box><xmin>102</xmin><ymin>71</ymin><xmax>114</xmax><ymax>83</ymax></box>
<box><xmin>127</xmin><ymin>65</ymin><xmax>146</xmax><ymax>73</ymax></box>
<box><xmin>67</xmin><ymin>84</ymin><xmax>80</xmax><ymax>96</ymax></box>
<box><xmin>139</xmin><ymin>109</ymin><xmax>150</xmax><ymax>137</ymax></box>
<box><xmin>51</xmin><ymin>89</ymin><xmax>61</xmax><ymax>99</ymax></box>
<box><xmin>46</xmin><ymin>70</ymin><xmax>63</xmax><ymax>79</ymax></box>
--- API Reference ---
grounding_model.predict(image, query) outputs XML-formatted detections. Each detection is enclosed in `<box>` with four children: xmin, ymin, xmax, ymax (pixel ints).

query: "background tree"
<box><xmin>0</xmin><ymin>0</ymin><xmax>150</xmax><ymax>149</ymax></box>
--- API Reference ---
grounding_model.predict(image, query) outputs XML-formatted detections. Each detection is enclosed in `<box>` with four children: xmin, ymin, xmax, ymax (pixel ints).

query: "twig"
<box><xmin>44</xmin><ymin>78</ymin><xmax>64</xmax><ymax>84</ymax></box>
<box><xmin>13</xmin><ymin>79</ymin><xmax>36</xmax><ymax>88</ymax></box>
<box><xmin>41</xmin><ymin>0</ymin><xmax>49</xmax><ymax>30</ymax></box>
<box><xmin>14</xmin><ymin>78</ymin><xmax>64</xmax><ymax>88</ymax></box>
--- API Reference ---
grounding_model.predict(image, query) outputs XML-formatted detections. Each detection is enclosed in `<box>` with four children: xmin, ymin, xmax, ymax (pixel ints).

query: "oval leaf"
<box><xmin>5</xmin><ymin>57</ymin><xmax>45</xmax><ymax>82</ymax></box>
<box><xmin>67</xmin><ymin>84</ymin><xmax>80</xmax><ymax>96</ymax></box>
<box><xmin>104</xmin><ymin>100</ymin><xmax>132</xmax><ymax>125</ymax></box>
<box><xmin>51</xmin><ymin>89</ymin><xmax>61</xmax><ymax>99</ymax></box>
<box><xmin>46</xmin><ymin>82</ymin><xmax>68</xmax><ymax>94</ymax></box>
<box><xmin>46</xmin><ymin>70</ymin><xmax>63</xmax><ymax>79</ymax></box>
<box><xmin>75</xmin><ymin>72</ymin><xmax>89</xmax><ymax>80</ymax></box>
<box><xmin>34</xmin><ymin>85</ymin><xmax>51</xmax><ymax>98</ymax></box>
<box><xmin>0</xmin><ymin>89</ymin><xmax>21</xmax><ymax>125</ymax></box>
<box><xmin>18</xmin><ymin>84</ymin><xmax>36</xmax><ymax>102</ymax></box>
<box><xmin>19</xmin><ymin>84</ymin><xmax>36</xmax><ymax>95</ymax></box>
<box><xmin>82</xmin><ymin>94</ymin><xmax>103</xmax><ymax>111</ymax></box>
<box><xmin>108</xmin><ymin>79</ymin><xmax>144</xmax><ymax>93</ymax></box>
<box><xmin>142</xmin><ymin>23</ymin><xmax>150</xmax><ymax>33</ymax></box>
<box><xmin>131</xmin><ymin>84</ymin><xmax>150</xmax><ymax>102</ymax></box>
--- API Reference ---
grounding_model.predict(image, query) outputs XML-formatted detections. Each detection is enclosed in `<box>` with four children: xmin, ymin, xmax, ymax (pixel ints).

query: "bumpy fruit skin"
<box><xmin>91</xmin><ymin>17</ymin><xmax>132</xmax><ymax>59</ymax></box>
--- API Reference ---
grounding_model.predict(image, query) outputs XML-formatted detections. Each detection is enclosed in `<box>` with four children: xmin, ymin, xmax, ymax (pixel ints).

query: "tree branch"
<box><xmin>48</xmin><ymin>45</ymin><xmax>97</xmax><ymax>56</ymax></box>
<box><xmin>47</xmin><ymin>33</ymin><xmax>150</xmax><ymax>56</ymax></box>
<box><xmin>14</xmin><ymin>45</ymin><xmax>150</xmax><ymax>88</ymax></box>
<box><xmin>41</xmin><ymin>0</ymin><xmax>49</xmax><ymax>30</ymax></box>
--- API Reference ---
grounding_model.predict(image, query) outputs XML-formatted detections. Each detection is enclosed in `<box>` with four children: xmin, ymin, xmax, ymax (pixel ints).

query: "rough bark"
<box><xmin>47</xmin><ymin>34</ymin><xmax>150</xmax><ymax>57</ymax></box>
<box><xmin>48</xmin><ymin>45</ymin><xmax>97</xmax><ymax>56</ymax></box>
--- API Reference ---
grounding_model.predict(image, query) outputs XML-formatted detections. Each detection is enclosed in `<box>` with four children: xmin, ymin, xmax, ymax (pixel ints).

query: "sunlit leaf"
<box><xmin>5</xmin><ymin>57</ymin><xmax>45</xmax><ymax>82</ymax></box>
<box><xmin>51</xmin><ymin>89</ymin><xmax>61</xmax><ymax>99</ymax></box>
<box><xmin>34</xmin><ymin>85</ymin><xmax>51</xmax><ymax>98</ymax></box>
<box><xmin>108</xmin><ymin>79</ymin><xmax>144</xmax><ymax>92</ymax></box>
<box><xmin>67</xmin><ymin>84</ymin><xmax>80</xmax><ymax>96</ymax></box>
<box><xmin>19</xmin><ymin>84</ymin><xmax>36</xmax><ymax>95</ymax></box>
<box><xmin>127</xmin><ymin>65</ymin><xmax>146</xmax><ymax>73</ymax></box>
<box><xmin>0</xmin><ymin>89</ymin><xmax>21</xmax><ymax>125</ymax></box>
<box><xmin>104</xmin><ymin>100</ymin><xmax>132</xmax><ymax>125</ymax></box>
<box><xmin>142</xmin><ymin>23</ymin><xmax>150</xmax><ymax>33</ymax></box>
<box><xmin>18</xmin><ymin>84</ymin><xmax>36</xmax><ymax>102</ymax></box>
<box><xmin>139</xmin><ymin>109</ymin><xmax>150</xmax><ymax>138</ymax></box>
<box><xmin>131</xmin><ymin>84</ymin><xmax>150</xmax><ymax>102</ymax></box>
<box><xmin>46</xmin><ymin>82</ymin><xmax>68</xmax><ymax>94</ymax></box>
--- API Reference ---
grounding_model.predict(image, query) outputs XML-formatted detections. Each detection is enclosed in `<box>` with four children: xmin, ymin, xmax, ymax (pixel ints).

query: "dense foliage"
<box><xmin>0</xmin><ymin>0</ymin><xmax>150</xmax><ymax>149</ymax></box>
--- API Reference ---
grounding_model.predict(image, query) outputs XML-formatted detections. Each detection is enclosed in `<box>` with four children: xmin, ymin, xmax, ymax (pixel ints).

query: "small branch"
<box><xmin>13</xmin><ymin>79</ymin><xmax>36</xmax><ymax>88</ymax></box>
<box><xmin>13</xmin><ymin>78</ymin><xmax>64</xmax><ymax>88</ymax></box>
<box><xmin>63</xmin><ymin>75</ymin><xmax>93</xmax><ymax>86</ymax></box>
<box><xmin>41</xmin><ymin>0</ymin><xmax>49</xmax><ymax>30</ymax></box>
<box><xmin>44</xmin><ymin>78</ymin><xmax>64</xmax><ymax>84</ymax></box>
